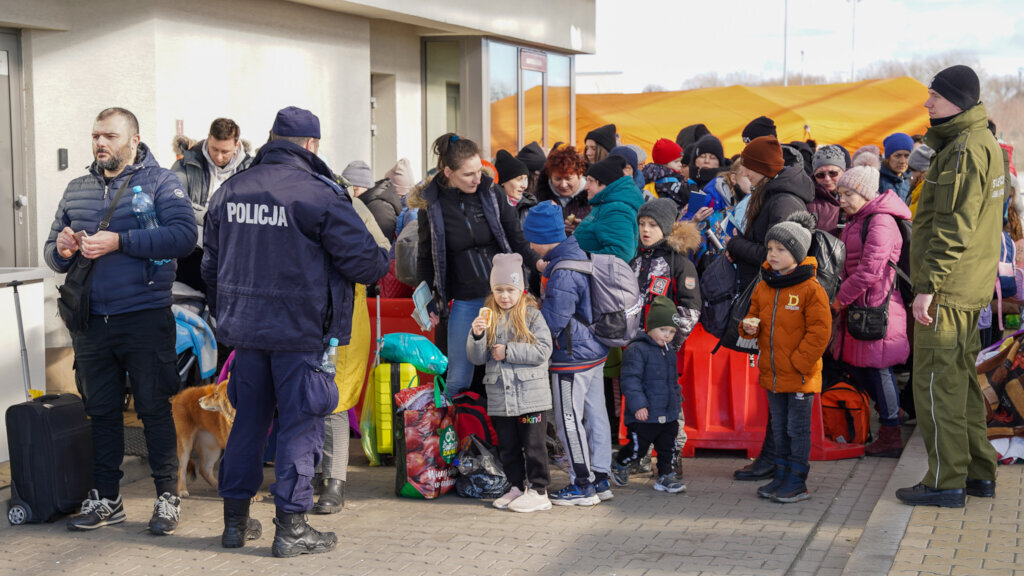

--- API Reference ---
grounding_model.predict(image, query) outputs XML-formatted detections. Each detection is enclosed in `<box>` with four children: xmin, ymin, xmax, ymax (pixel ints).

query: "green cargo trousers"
<box><xmin>912</xmin><ymin>305</ymin><xmax>997</xmax><ymax>490</ymax></box>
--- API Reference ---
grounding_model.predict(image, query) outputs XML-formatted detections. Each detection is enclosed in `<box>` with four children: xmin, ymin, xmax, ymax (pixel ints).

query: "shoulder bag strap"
<box><xmin>98</xmin><ymin>174</ymin><xmax>134</xmax><ymax>232</ymax></box>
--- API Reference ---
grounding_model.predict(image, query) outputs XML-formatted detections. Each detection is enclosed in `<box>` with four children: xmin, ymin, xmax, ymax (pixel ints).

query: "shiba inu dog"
<box><xmin>172</xmin><ymin>382</ymin><xmax>233</xmax><ymax>498</ymax></box>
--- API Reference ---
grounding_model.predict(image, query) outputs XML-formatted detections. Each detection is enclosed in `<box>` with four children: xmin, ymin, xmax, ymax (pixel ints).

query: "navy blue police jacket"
<box><xmin>44</xmin><ymin>142</ymin><xmax>197</xmax><ymax>315</ymax></box>
<box><xmin>201</xmin><ymin>140</ymin><xmax>389</xmax><ymax>352</ymax></box>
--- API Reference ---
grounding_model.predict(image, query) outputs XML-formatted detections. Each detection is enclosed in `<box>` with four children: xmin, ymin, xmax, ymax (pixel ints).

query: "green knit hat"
<box><xmin>646</xmin><ymin>295</ymin><xmax>678</xmax><ymax>331</ymax></box>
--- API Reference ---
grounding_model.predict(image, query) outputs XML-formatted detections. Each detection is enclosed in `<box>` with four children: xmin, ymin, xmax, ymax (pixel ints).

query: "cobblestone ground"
<box><xmin>888</xmin><ymin>462</ymin><xmax>1024</xmax><ymax>576</ymax></box>
<box><xmin>0</xmin><ymin>445</ymin><xmax>896</xmax><ymax>576</ymax></box>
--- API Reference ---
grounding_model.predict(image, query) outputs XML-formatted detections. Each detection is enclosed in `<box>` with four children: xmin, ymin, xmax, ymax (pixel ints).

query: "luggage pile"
<box><xmin>976</xmin><ymin>331</ymin><xmax>1024</xmax><ymax>438</ymax></box>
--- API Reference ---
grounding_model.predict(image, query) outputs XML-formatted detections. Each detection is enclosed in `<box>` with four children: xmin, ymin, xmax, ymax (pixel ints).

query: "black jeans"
<box><xmin>492</xmin><ymin>412</ymin><xmax>550</xmax><ymax>492</ymax></box>
<box><xmin>616</xmin><ymin>420</ymin><xmax>679</xmax><ymax>477</ymax></box>
<box><xmin>767</xmin><ymin>391</ymin><xmax>814</xmax><ymax>469</ymax></box>
<box><xmin>72</xmin><ymin>307</ymin><xmax>180</xmax><ymax>498</ymax></box>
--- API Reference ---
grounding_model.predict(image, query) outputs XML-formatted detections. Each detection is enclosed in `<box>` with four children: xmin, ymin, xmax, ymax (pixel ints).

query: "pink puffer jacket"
<box><xmin>835</xmin><ymin>190</ymin><xmax>912</xmax><ymax>369</ymax></box>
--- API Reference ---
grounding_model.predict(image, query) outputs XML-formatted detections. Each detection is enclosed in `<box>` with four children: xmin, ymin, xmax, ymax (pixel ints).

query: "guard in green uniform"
<box><xmin>897</xmin><ymin>65</ymin><xmax>1004</xmax><ymax>508</ymax></box>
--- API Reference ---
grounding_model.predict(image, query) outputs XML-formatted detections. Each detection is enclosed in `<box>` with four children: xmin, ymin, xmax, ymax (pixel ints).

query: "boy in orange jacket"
<box><xmin>739</xmin><ymin>212</ymin><xmax>831</xmax><ymax>503</ymax></box>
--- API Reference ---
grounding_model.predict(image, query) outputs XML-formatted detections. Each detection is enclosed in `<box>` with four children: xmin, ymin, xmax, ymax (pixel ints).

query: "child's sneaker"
<box><xmin>509</xmin><ymin>489</ymin><xmax>551</xmax><ymax>513</ymax></box>
<box><xmin>611</xmin><ymin>462</ymin><xmax>631</xmax><ymax>487</ymax></box>
<box><xmin>653</xmin><ymin>474</ymin><xmax>687</xmax><ymax>494</ymax></box>
<box><xmin>492</xmin><ymin>486</ymin><xmax>523</xmax><ymax>510</ymax></box>
<box><xmin>549</xmin><ymin>483</ymin><xmax>600</xmax><ymax>506</ymax></box>
<box><xmin>593</xmin><ymin>478</ymin><xmax>614</xmax><ymax>501</ymax></box>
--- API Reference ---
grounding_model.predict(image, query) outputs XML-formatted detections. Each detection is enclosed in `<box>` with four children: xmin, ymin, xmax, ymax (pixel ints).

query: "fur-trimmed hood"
<box><xmin>404</xmin><ymin>176</ymin><xmax>432</xmax><ymax>211</ymax></box>
<box><xmin>665</xmin><ymin>220</ymin><xmax>702</xmax><ymax>255</ymax></box>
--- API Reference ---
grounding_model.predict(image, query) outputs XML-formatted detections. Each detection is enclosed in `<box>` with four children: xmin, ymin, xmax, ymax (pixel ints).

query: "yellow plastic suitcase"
<box><xmin>373</xmin><ymin>362</ymin><xmax>417</xmax><ymax>454</ymax></box>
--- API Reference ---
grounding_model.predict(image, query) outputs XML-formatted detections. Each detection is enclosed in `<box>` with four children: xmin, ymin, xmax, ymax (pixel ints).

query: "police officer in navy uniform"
<box><xmin>202</xmin><ymin>107</ymin><xmax>389</xmax><ymax>557</ymax></box>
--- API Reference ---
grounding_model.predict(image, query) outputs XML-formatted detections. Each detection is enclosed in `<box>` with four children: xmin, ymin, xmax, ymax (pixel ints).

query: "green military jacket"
<box><xmin>911</xmin><ymin>103</ymin><xmax>1007</xmax><ymax>311</ymax></box>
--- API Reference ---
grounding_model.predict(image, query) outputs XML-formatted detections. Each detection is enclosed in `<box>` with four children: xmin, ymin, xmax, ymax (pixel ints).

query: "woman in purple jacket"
<box><xmin>834</xmin><ymin>166</ymin><xmax>910</xmax><ymax>458</ymax></box>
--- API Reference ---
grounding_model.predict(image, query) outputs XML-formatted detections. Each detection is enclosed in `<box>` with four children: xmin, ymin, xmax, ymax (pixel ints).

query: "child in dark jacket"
<box><xmin>642</xmin><ymin>138</ymin><xmax>691</xmax><ymax>211</ymax></box>
<box><xmin>610</xmin><ymin>296</ymin><xmax>686</xmax><ymax>493</ymax></box>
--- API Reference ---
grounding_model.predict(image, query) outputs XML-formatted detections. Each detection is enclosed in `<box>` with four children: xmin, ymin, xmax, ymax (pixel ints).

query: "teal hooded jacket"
<box><xmin>574</xmin><ymin>175</ymin><xmax>646</xmax><ymax>262</ymax></box>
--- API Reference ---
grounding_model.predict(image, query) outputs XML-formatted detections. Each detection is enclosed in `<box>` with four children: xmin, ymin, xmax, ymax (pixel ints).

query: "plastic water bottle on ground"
<box><xmin>321</xmin><ymin>338</ymin><xmax>339</xmax><ymax>374</ymax></box>
<box><xmin>131</xmin><ymin>185</ymin><xmax>169</xmax><ymax>265</ymax></box>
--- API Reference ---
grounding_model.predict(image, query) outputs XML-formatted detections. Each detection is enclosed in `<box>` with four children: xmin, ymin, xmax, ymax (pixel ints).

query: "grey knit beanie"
<box><xmin>907</xmin><ymin>144</ymin><xmax>935</xmax><ymax>172</ymax></box>
<box><xmin>765</xmin><ymin>212</ymin><xmax>816</xmax><ymax>264</ymax></box>
<box><xmin>812</xmin><ymin>145</ymin><xmax>847</xmax><ymax>173</ymax></box>
<box><xmin>637</xmin><ymin>198</ymin><xmax>679</xmax><ymax>237</ymax></box>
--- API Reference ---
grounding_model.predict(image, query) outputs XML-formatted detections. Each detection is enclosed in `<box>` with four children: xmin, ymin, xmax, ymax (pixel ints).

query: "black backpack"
<box><xmin>808</xmin><ymin>229</ymin><xmax>846</xmax><ymax>302</ymax></box>
<box><xmin>699</xmin><ymin>252</ymin><xmax>738</xmax><ymax>338</ymax></box>
<box><xmin>860</xmin><ymin>213</ymin><xmax>913</xmax><ymax>303</ymax></box>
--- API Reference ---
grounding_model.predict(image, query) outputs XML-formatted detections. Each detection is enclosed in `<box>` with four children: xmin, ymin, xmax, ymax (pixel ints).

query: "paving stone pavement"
<box><xmin>886</xmin><ymin>443</ymin><xmax>1024</xmax><ymax>576</ymax></box>
<box><xmin>0</xmin><ymin>445</ymin><xmax>897</xmax><ymax>576</ymax></box>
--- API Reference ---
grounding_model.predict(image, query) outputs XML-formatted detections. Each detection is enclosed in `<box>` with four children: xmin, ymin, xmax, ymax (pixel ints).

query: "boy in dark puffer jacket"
<box><xmin>610</xmin><ymin>296</ymin><xmax>686</xmax><ymax>494</ymax></box>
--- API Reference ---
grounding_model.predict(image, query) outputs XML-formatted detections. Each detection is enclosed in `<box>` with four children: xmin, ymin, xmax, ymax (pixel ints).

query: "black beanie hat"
<box><xmin>742</xmin><ymin>116</ymin><xmax>777</xmax><ymax>143</ymax></box>
<box><xmin>693</xmin><ymin>134</ymin><xmax>725</xmax><ymax>165</ymax></box>
<box><xmin>586</xmin><ymin>155</ymin><xmax>627</xmax><ymax>186</ymax></box>
<box><xmin>516</xmin><ymin>141</ymin><xmax>547</xmax><ymax>173</ymax></box>
<box><xmin>675</xmin><ymin>123</ymin><xmax>710</xmax><ymax>151</ymax></box>
<box><xmin>929</xmin><ymin>65</ymin><xmax>981</xmax><ymax>112</ymax></box>
<box><xmin>585</xmin><ymin>124</ymin><xmax>617</xmax><ymax>153</ymax></box>
<box><xmin>494</xmin><ymin>149</ymin><xmax>529</xmax><ymax>185</ymax></box>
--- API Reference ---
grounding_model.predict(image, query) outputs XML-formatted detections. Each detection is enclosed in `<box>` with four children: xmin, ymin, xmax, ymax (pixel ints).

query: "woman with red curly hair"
<box><xmin>535</xmin><ymin>146</ymin><xmax>591</xmax><ymax>235</ymax></box>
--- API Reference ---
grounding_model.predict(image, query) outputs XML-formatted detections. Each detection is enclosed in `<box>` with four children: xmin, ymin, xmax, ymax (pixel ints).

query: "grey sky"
<box><xmin>576</xmin><ymin>0</ymin><xmax>1024</xmax><ymax>92</ymax></box>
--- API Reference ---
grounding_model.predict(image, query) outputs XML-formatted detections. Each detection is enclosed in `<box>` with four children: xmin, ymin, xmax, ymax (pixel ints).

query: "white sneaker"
<box><xmin>509</xmin><ymin>489</ymin><xmax>552</xmax><ymax>513</ymax></box>
<box><xmin>492</xmin><ymin>486</ymin><xmax>524</xmax><ymax>510</ymax></box>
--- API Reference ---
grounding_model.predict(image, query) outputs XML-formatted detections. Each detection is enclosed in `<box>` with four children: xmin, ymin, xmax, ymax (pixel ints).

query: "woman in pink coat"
<box><xmin>834</xmin><ymin>166</ymin><xmax>910</xmax><ymax>458</ymax></box>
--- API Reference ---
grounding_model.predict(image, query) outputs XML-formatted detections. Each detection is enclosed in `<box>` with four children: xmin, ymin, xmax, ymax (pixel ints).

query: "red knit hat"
<box><xmin>741</xmin><ymin>136</ymin><xmax>785</xmax><ymax>178</ymax></box>
<box><xmin>652</xmin><ymin>138</ymin><xmax>683</xmax><ymax>165</ymax></box>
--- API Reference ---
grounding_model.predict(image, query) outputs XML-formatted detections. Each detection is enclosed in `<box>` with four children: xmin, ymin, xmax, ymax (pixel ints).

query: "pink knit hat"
<box><xmin>836</xmin><ymin>166</ymin><xmax>880</xmax><ymax>201</ymax></box>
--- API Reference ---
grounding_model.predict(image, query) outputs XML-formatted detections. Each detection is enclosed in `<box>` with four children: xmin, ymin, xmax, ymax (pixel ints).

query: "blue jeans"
<box><xmin>446</xmin><ymin>297</ymin><xmax>486</xmax><ymax>395</ymax></box>
<box><xmin>767</xmin><ymin>390</ymin><xmax>814</xmax><ymax>469</ymax></box>
<box><xmin>848</xmin><ymin>366</ymin><xmax>900</xmax><ymax>426</ymax></box>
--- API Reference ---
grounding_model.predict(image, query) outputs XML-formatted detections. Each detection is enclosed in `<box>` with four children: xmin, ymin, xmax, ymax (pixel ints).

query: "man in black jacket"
<box><xmin>172</xmin><ymin>118</ymin><xmax>252</xmax><ymax>291</ymax></box>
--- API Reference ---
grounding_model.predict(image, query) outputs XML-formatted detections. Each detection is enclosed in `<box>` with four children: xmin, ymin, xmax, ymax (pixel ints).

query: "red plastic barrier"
<box><xmin>619</xmin><ymin>324</ymin><xmax>863</xmax><ymax>461</ymax></box>
<box><xmin>366</xmin><ymin>301</ymin><xmax>862</xmax><ymax>461</ymax></box>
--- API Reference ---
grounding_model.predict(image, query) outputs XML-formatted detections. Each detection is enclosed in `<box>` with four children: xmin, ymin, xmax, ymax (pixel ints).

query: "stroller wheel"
<box><xmin>8</xmin><ymin>504</ymin><xmax>29</xmax><ymax>525</ymax></box>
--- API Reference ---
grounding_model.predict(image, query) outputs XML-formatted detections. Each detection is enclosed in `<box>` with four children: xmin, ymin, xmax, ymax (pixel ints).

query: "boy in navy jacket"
<box><xmin>611</xmin><ymin>296</ymin><xmax>686</xmax><ymax>494</ymax></box>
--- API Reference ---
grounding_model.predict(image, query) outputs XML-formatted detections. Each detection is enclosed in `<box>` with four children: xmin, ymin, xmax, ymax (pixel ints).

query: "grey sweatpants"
<box><xmin>317</xmin><ymin>411</ymin><xmax>349</xmax><ymax>481</ymax></box>
<box><xmin>551</xmin><ymin>362</ymin><xmax>611</xmax><ymax>485</ymax></box>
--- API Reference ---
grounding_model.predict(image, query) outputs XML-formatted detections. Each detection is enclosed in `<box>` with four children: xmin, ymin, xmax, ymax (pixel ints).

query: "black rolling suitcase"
<box><xmin>6</xmin><ymin>394</ymin><xmax>93</xmax><ymax>524</ymax></box>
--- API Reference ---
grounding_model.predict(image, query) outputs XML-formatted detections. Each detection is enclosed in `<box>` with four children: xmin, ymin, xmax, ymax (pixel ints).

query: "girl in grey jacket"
<box><xmin>467</xmin><ymin>253</ymin><xmax>553</xmax><ymax>513</ymax></box>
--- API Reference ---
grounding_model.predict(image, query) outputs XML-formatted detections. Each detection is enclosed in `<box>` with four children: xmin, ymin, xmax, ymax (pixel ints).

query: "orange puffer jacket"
<box><xmin>739</xmin><ymin>257</ymin><xmax>832</xmax><ymax>394</ymax></box>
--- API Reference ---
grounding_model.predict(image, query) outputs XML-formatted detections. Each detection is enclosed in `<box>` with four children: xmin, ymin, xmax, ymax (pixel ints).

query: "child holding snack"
<box><xmin>740</xmin><ymin>212</ymin><xmax>831</xmax><ymax>503</ymax></box>
<box><xmin>467</xmin><ymin>253</ymin><xmax>554</xmax><ymax>513</ymax></box>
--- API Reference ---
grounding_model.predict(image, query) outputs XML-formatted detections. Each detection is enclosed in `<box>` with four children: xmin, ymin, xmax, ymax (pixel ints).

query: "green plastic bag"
<box><xmin>380</xmin><ymin>333</ymin><xmax>448</xmax><ymax>375</ymax></box>
<box><xmin>359</xmin><ymin>389</ymin><xmax>381</xmax><ymax>467</ymax></box>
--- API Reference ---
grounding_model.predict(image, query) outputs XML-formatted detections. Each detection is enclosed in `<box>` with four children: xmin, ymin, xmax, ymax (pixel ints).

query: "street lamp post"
<box><xmin>849</xmin><ymin>0</ymin><xmax>861</xmax><ymax>82</ymax></box>
<box><xmin>783</xmin><ymin>0</ymin><xmax>789</xmax><ymax>86</ymax></box>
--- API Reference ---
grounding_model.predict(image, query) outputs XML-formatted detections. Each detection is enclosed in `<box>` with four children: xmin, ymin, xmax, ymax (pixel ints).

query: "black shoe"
<box><xmin>965</xmin><ymin>478</ymin><xmax>995</xmax><ymax>498</ymax></box>
<box><xmin>67</xmin><ymin>489</ymin><xmax>126</xmax><ymax>531</ymax></box>
<box><xmin>222</xmin><ymin>498</ymin><xmax>263</xmax><ymax>548</ymax></box>
<box><xmin>148</xmin><ymin>492</ymin><xmax>181</xmax><ymax>535</ymax></box>
<box><xmin>734</xmin><ymin>457</ymin><xmax>775</xmax><ymax>481</ymax></box>
<box><xmin>313</xmin><ymin>479</ymin><xmax>345</xmax><ymax>514</ymax></box>
<box><xmin>271</xmin><ymin>509</ymin><xmax>338</xmax><ymax>558</ymax></box>
<box><xmin>895</xmin><ymin>483</ymin><xmax>965</xmax><ymax>508</ymax></box>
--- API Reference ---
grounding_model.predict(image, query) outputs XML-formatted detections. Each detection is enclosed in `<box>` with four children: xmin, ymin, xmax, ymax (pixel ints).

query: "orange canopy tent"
<box><xmin>572</xmin><ymin>77</ymin><xmax>931</xmax><ymax>161</ymax></box>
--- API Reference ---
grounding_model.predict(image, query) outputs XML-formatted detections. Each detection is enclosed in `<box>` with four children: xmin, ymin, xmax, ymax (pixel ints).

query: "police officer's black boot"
<box><xmin>312</xmin><ymin>479</ymin><xmax>344</xmax><ymax>514</ymax></box>
<box><xmin>221</xmin><ymin>498</ymin><xmax>262</xmax><ymax>548</ymax></box>
<box><xmin>271</xmin><ymin>507</ymin><xmax>338</xmax><ymax>558</ymax></box>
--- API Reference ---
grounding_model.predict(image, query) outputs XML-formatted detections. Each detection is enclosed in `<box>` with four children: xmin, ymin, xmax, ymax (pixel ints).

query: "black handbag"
<box><xmin>57</xmin><ymin>176</ymin><xmax>133</xmax><ymax>334</ymax></box>
<box><xmin>714</xmin><ymin>276</ymin><xmax>760</xmax><ymax>353</ymax></box>
<box><xmin>845</xmin><ymin>263</ymin><xmax>898</xmax><ymax>341</ymax></box>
